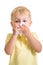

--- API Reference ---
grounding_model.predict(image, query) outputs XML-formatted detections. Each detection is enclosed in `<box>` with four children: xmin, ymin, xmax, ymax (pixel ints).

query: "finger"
<box><xmin>20</xmin><ymin>24</ymin><xmax>26</xmax><ymax>30</ymax></box>
<box><xmin>19</xmin><ymin>25</ymin><xmax>25</xmax><ymax>33</ymax></box>
<box><xmin>18</xmin><ymin>24</ymin><xmax>23</xmax><ymax>30</ymax></box>
<box><xmin>22</xmin><ymin>24</ymin><xmax>27</xmax><ymax>28</ymax></box>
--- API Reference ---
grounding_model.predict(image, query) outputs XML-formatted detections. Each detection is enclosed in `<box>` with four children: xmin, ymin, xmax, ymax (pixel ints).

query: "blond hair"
<box><xmin>11</xmin><ymin>6</ymin><xmax>31</xmax><ymax>20</ymax></box>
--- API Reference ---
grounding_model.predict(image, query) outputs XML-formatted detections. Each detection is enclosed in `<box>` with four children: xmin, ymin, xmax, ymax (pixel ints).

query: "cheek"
<box><xmin>15</xmin><ymin>23</ymin><xmax>20</xmax><ymax>26</ymax></box>
<box><xmin>25</xmin><ymin>23</ymin><xmax>30</xmax><ymax>28</ymax></box>
<box><xmin>27</xmin><ymin>21</ymin><xmax>31</xmax><ymax>25</ymax></box>
<box><xmin>25</xmin><ymin>22</ymin><xmax>29</xmax><ymax>26</ymax></box>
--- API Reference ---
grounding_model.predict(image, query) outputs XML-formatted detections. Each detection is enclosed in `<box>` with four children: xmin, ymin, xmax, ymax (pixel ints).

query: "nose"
<box><xmin>20</xmin><ymin>22</ymin><xmax>24</xmax><ymax>26</ymax></box>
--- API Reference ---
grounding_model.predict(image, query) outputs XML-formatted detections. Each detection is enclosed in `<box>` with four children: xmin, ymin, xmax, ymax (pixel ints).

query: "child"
<box><xmin>4</xmin><ymin>6</ymin><xmax>42</xmax><ymax>65</ymax></box>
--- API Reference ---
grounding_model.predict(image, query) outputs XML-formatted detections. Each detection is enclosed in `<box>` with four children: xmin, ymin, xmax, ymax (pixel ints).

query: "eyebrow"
<box><xmin>14</xmin><ymin>18</ymin><xmax>20</xmax><ymax>20</ymax></box>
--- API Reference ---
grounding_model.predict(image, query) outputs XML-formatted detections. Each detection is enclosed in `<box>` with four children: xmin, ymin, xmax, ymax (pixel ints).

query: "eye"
<box><xmin>23</xmin><ymin>20</ymin><xmax>27</xmax><ymax>22</ymax></box>
<box><xmin>15</xmin><ymin>20</ymin><xmax>19</xmax><ymax>23</ymax></box>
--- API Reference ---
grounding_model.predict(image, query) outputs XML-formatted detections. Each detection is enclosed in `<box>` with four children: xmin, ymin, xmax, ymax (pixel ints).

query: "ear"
<box><xmin>10</xmin><ymin>21</ymin><xmax>13</xmax><ymax>27</ymax></box>
<box><xmin>29</xmin><ymin>21</ymin><xmax>32</xmax><ymax>26</ymax></box>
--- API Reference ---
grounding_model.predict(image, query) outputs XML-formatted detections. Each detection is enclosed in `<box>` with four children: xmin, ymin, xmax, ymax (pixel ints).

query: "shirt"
<box><xmin>5</xmin><ymin>33</ymin><xmax>38</xmax><ymax>65</ymax></box>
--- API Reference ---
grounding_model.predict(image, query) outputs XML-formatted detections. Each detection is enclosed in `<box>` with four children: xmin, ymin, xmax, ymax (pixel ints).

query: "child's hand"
<box><xmin>11</xmin><ymin>21</ymin><xmax>20</xmax><ymax>35</ymax></box>
<box><xmin>19</xmin><ymin>24</ymin><xmax>30</xmax><ymax>37</ymax></box>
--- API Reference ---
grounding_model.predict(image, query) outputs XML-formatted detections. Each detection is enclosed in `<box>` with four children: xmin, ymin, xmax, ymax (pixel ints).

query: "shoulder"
<box><xmin>32</xmin><ymin>32</ymin><xmax>39</xmax><ymax>40</ymax></box>
<box><xmin>6</xmin><ymin>33</ymin><xmax>13</xmax><ymax>40</ymax></box>
<box><xmin>5</xmin><ymin>33</ymin><xmax>13</xmax><ymax>44</ymax></box>
<box><xmin>6</xmin><ymin>33</ymin><xmax>12</xmax><ymax>37</ymax></box>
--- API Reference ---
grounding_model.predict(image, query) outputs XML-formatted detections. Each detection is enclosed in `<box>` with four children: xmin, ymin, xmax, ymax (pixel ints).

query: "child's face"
<box><xmin>11</xmin><ymin>12</ymin><xmax>32</xmax><ymax>31</ymax></box>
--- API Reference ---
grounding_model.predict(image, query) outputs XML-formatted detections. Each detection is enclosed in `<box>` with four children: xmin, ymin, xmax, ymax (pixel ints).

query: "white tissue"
<box><xmin>17</xmin><ymin>22</ymin><xmax>25</xmax><ymax>35</ymax></box>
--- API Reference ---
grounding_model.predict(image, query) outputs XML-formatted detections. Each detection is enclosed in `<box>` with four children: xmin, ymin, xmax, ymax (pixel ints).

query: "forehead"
<box><xmin>13</xmin><ymin>11</ymin><xmax>30</xmax><ymax>19</ymax></box>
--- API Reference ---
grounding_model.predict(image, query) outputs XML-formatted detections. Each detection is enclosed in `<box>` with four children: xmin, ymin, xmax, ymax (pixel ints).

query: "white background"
<box><xmin>0</xmin><ymin>0</ymin><xmax>43</xmax><ymax>65</ymax></box>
